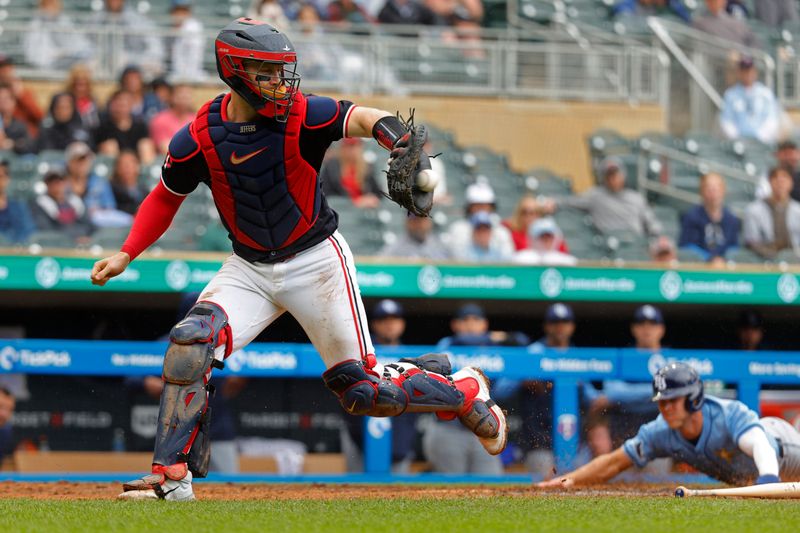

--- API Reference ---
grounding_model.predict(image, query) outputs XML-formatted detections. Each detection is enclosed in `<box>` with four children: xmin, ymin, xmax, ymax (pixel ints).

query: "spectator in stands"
<box><xmin>248</xmin><ymin>0</ymin><xmax>291</xmax><ymax>32</ymax></box>
<box><xmin>451</xmin><ymin>211</ymin><xmax>514</xmax><ymax>263</ymax></box>
<box><xmin>110</xmin><ymin>150</ymin><xmax>148</xmax><ymax>215</ymax></box>
<box><xmin>0</xmin><ymin>55</ymin><xmax>44</xmax><ymax>138</ymax></box>
<box><xmin>0</xmin><ymin>159</ymin><xmax>36</xmax><ymax>244</ymax></box>
<box><xmin>719</xmin><ymin>57</ymin><xmax>783</xmax><ymax>145</ymax></box>
<box><xmin>753</xmin><ymin>0</ymin><xmax>798</xmax><ymax>28</ymax></box>
<box><xmin>679</xmin><ymin>172</ymin><xmax>741</xmax><ymax>263</ymax></box>
<box><xmin>149</xmin><ymin>84</ymin><xmax>196</xmax><ymax>156</ymax></box>
<box><xmin>380</xmin><ymin>212</ymin><xmax>451</xmax><ymax>260</ymax></box>
<box><xmin>744</xmin><ymin>167</ymin><xmax>800</xmax><ymax>259</ymax></box>
<box><xmin>425</xmin><ymin>303</ymin><xmax>512</xmax><ymax>475</ymax></box>
<box><xmin>89</xmin><ymin>0</ymin><xmax>165</xmax><ymax>77</ymax></box>
<box><xmin>378</xmin><ymin>0</ymin><xmax>438</xmax><ymax>25</ymax></box>
<box><xmin>547</xmin><ymin>156</ymin><xmax>662</xmax><ymax>238</ymax></box>
<box><xmin>737</xmin><ymin>308</ymin><xmax>765</xmax><ymax>351</ymax></box>
<box><xmin>169</xmin><ymin>0</ymin><xmax>207</xmax><ymax>82</ymax></box>
<box><xmin>585</xmin><ymin>305</ymin><xmax>664</xmax><ymax>444</ymax></box>
<box><xmin>62</xmin><ymin>65</ymin><xmax>100</xmax><ymax>130</ymax></box>
<box><xmin>320</xmin><ymin>138</ymin><xmax>381</xmax><ymax>208</ymax></box>
<box><xmin>64</xmin><ymin>142</ymin><xmax>131</xmax><ymax>228</ymax></box>
<box><xmin>328</xmin><ymin>0</ymin><xmax>375</xmax><ymax>25</ymax></box>
<box><xmin>94</xmin><ymin>90</ymin><xmax>156</xmax><ymax>165</ymax></box>
<box><xmin>342</xmin><ymin>299</ymin><xmax>418</xmax><ymax>473</ymax></box>
<box><xmin>292</xmin><ymin>4</ymin><xmax>340</xmax><ymax>83</ymax></box>
<box><xmin>773</xmin><ymin>140</ymin><xmax>800</xmax><ymax>202</ymax></box>
<box><xmin>425</xmin><ymin>0</ymin><xmax>483</xmax><ymax>26</ymax></box>
<box><xmin>0</xmin><ymin>84</ymin><xmax>35</xmax><ymax>155</ymax></box>
<box><xmin>692</xmin><ymin>0</ymin><xmax>760</xmax><ymax>48</ymax></box>
<box><xmin>613</xmin><ymin>0</ymin><xmax>691</xmax><ymax>23</ymax></box>
<box><xmin>495</xmin><ymin>303</ymin><xmax>576</xmax><ymax>477</ymax></box>
<box><xmin>649</xmin><ymin>235</ymin><xmax>678</xmax><ymax>265</ymax></box>
<box><xmin>446</xmin><ymin>182</ymin><xmax>515</xmax><ymax>258</ymax></box>
<box><xmin>150</xmin><ymin>78</ymin><xmax>173</xmax><ymax>111</ymax></box>
<box><xmin>118</xmin><ymin>65</ymin><xmax>165</xmax><ymax>123</ymax></box>
<box><xmin>513</xmin><ymin>218</ymin><xmax>576</xmax><ymax>265</ymax></box>
<box><xmin>37</xmin><ymin>93</ymin><xmax>92</xmax><ymax>152</ymax></box>
<box><xmin>24</xmin><ymin>0</ymin><xmax>92</xmax><ymax>71</ymax></box>
<box><xmin>503</xmin><ymin>195</ymin><xmax>542</xmax><ymax>251</ymax></box>
<box><xmin>0</xmin><ymin>387</ymin><xmax>14</xmax><ymax>465</ymax></box>
<box><xmin>30</xmin><ymin>168</ymin><xmax>94</xmax><ymax>240</ymax></box>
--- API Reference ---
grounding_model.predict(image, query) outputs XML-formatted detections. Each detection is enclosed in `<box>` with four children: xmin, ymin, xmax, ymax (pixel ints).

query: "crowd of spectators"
<box><xmin>0</xmin><ymin>56</ymin><xmax>198</xmax><ymax>245</ymax></box>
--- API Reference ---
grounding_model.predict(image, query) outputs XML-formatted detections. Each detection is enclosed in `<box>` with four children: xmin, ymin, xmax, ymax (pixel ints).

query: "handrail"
<box><xmin>648</xmin><ymin>17</ymin><xmax>723</xmax><ymax>109</ymax></box>
<box><xmin>1</xmin><ymin>20</ymin><xmax>668</xmax><ymax>103</ymax></box>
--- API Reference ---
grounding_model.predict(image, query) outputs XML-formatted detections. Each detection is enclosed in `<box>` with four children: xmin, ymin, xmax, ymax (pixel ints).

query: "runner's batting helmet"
<box><xmin>215</xmin><ymin>18</ymin><xmax>301</xmax><ymax>122</ymax></box>
<box><xmin>651</xmin><ymin>362</ymin><xmax>704</xmax><ymax>413</ymax></box>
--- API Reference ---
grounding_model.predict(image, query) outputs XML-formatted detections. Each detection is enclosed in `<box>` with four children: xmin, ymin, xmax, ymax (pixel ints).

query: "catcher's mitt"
<box><xmin>385</xmin><ymin>115</ymin><xmax>433</xmax><ymax>217</ymax></box>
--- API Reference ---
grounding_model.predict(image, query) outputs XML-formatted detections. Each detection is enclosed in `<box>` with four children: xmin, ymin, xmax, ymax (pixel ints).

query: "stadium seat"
<box><xmin>29</xmin><ymin>231</ymin><xmax>75</xmax><ymax>249</ymax></box>
<box><xmin>726</xmin><ymin>247</ymin><xmax>766</xmax><ymax>265</ymax></box>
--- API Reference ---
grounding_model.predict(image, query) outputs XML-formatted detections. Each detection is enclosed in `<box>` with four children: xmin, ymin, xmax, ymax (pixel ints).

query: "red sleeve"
<box><xmin>120</xmin><ymin>181</ymin><xmax>185</xmax><ymax>260</ymax></box>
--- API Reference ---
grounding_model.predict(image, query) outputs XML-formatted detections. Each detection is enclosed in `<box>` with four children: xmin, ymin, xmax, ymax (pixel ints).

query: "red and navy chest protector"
<box><xmin>163</xmin><ymin>92</ymin><xmax>351</xmax><ymax>263</ymax></box>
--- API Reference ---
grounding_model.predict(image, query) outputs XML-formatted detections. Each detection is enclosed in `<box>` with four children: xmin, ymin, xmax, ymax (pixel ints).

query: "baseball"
<box><xmin>415</xmin><ymin>169</ymin><xmax>440</xmax><ymax>192</ymax></box>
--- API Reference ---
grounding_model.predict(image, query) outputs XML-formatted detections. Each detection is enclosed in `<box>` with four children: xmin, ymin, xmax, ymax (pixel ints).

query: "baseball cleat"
<box><xmin>453</xmin><ymin>366</ymin><xmax>508</xmax><ymax>456</ymax></box>
<box><xmin>118</xmin><ymin>470</ymin><xmax>195</xmax><ymax>501</ymax></box>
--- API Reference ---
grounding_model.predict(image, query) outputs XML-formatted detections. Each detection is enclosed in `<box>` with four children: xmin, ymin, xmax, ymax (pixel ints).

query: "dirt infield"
<box><xmin>0</xmin><ymin>482</ymin><xmax>677</xmax><ymax>500</ymax></box>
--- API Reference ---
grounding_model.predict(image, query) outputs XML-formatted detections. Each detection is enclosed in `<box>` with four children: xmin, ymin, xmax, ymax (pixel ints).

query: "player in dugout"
<box><xmin>538</xmin><ymin>362</ymin><xmax>800</xmax><ymax>488</ymax></box>
<box><xmin>90</xmin><ymin>17</ymin><xmax>507</xmax><ymax>500</ymax></box>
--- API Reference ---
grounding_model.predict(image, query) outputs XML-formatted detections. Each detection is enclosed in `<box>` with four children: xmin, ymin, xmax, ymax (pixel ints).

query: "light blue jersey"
<box><xmin>622</xmin><ymin>396</ymin><xmax>779</xmax><ymax>484</ymax></box>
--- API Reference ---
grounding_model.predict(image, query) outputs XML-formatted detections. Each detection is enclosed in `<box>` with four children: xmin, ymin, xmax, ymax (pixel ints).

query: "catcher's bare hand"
<box><xmin>91</xmin><ymin>252</ymin><xmax>131</xmax><ymax>286</ymax></box>
<box><xmin>536</xmin><ymin>476</ymin><xmax>575</xmax><ymax>489</ymax></box>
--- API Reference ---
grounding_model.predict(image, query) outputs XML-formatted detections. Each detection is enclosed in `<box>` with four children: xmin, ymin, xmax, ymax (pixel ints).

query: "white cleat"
<box><xmin>453</xmin><ymin>366</ymin><xmax>508</xmax><ymax>456</ymax></box>
<box><xmin>118</xmin><ymin>470</ymin><xmax>195</xmax><ymax>501</ymax></box>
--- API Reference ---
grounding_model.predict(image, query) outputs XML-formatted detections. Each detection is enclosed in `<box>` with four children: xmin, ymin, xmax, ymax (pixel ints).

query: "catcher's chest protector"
<box><xmin>193</xmin><ymin>93</ymin><xmax>321</xmax><ymax>250</ymax></box>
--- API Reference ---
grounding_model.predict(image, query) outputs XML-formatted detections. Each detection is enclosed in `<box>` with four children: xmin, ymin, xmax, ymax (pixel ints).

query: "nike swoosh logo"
<box><xmin>230</xmin><ymin>147</ymin><xmax>268</xmax><ymax>165</ymax></box>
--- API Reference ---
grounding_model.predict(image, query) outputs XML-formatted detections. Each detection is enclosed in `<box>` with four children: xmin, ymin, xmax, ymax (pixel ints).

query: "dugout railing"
<box><xmin>1</xmin><ymin>339</ymin><xmax>798</xmax><ymax>477</ymax></box>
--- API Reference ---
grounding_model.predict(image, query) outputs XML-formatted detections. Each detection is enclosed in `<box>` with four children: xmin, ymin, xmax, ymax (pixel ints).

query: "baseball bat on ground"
<box><xmin>674</xmin><ymin>482</ymin><xmax>800</xmax><ymax>499</ymax></box>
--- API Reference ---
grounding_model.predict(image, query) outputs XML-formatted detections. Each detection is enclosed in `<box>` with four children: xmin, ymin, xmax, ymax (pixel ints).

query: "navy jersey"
<box><xmin>622</xmin><ymin>395</ymin><xmax>779</xmax><ymax>484</ymax></box>
<box><xmin>161</xmin><ymin>92</ymin><xmax>355</xmax><ymax>263</ymax></box>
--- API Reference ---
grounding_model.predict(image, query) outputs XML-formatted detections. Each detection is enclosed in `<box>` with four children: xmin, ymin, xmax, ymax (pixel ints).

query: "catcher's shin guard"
<box><xmin>152</xmin><ymin>302</ymin><xmax>232</xmax><ymax>477</ymax></box>
<box><xmin>323</xmin><ymin>354</ymin><xmax>465</xmax><ymax>417</ymax></box>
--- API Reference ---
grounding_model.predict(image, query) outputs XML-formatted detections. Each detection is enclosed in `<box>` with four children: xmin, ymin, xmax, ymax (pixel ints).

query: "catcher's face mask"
<box><xmin>221</xmin><ymin>55</ymin><xmax>300</xmax><ymax>122</ymax></box>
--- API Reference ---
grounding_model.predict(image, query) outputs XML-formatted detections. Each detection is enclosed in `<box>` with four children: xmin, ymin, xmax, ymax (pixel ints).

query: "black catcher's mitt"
<box><xmin>385</xmin><ymin>116</ymin><xmax>434</xmax><ymax>217</ymax></box>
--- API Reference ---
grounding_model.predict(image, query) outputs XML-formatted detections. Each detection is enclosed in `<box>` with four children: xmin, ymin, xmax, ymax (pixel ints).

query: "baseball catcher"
<box><xmin>91</xmin><ymin>18</ymin><xmax>505</xmax><ymax>501</ymax></box>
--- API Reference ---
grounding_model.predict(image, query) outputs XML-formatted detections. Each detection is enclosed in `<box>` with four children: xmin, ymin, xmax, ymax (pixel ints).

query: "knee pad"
<box><xmin>323</xmin><ymin>360</ymin><xmax>408</xmax><ymax>417</ymax></box>
<box><xmin>164</xmin><ymin>301</ymin><xmax>231</xmax><ymax>385</ymax></box>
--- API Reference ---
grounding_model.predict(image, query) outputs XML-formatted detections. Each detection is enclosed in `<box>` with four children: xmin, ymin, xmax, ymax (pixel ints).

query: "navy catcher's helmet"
<box><xmin>215</xmin><ymin>18</ymin><xmax>301</xmax><ymax>122</ymax></box>
<box><xmin>651</xmin><ymin>362</ymin><xmax>704</xmax><ymax>413</ymax></box>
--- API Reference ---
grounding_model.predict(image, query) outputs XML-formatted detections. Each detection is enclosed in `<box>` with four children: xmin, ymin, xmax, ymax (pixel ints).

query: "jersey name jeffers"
<box><xmin>240</xmin><ymin>125</ymin><xmax>256</xmax><ymax>133</ymax></box>
<box><xmin>230</xmin><ymin>146</ymin><xmax>268</xmax><ymax>165</ymax></box>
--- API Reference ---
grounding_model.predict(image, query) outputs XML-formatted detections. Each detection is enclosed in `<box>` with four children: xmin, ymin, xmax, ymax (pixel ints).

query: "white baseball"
<box><xmin>415</xmin><ymin>169</ymin><xmax>440</xmax><ymax>192</ymax></box>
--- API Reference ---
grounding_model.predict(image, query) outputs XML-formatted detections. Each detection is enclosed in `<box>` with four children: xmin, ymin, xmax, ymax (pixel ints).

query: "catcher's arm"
<box><xmin>345</xmin><ymin>106</ymin><xmax>392</xmax><ymax>139</ymax></box>
<box><xmin>536</xmin><ymin>447</ymin><xmax>633</xmax><ymax>488</ymax></box>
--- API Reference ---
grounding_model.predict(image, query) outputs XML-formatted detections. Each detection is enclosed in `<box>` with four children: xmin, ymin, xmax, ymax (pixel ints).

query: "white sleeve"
<box><xmin>738</xmin><ymin>426</ymin><xmax>780</xmax><ymax>477</ymax></box>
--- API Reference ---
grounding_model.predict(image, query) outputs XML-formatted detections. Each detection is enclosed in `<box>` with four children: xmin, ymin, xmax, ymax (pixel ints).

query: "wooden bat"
<box><xmin>674</xmin><ymin>482</ymin><xmax>800</xmax><ymax>499</ymax></box>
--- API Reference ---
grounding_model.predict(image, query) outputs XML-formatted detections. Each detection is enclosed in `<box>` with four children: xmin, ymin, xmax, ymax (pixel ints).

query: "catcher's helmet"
<box><xmin>651</xmin><ymin>362</ymin><xmax>704</xmax><ymax>413</ymax></box>
<box><xmin>215</xmin><ymin>18</ymin><xmax>301</xmax><ymax>122</ymax></box>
